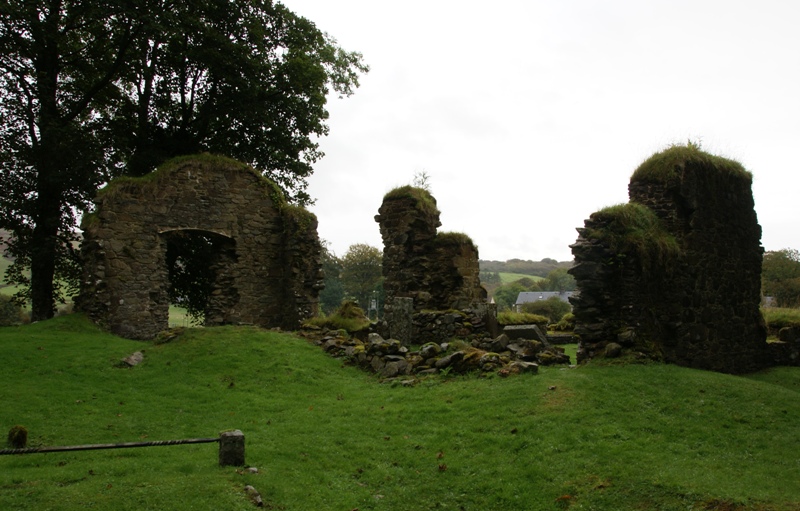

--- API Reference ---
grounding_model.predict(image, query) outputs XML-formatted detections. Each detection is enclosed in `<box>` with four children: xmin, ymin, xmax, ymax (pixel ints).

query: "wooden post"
<box><xmin>218</xmin><ymin>430</ymin><xmax>245</xmax><ymax>466</ymax></box>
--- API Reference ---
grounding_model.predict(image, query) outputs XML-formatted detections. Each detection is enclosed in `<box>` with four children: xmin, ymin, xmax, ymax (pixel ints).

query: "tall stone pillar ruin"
<box><xmin>375</xmin><ymin>186</ymin><xmax>488</xmax><ymax>343</ymax></box>
<box><xmin>569</xmin><ymin>145</ymin><xmax>768</xmax><ymax>373</ymax></box>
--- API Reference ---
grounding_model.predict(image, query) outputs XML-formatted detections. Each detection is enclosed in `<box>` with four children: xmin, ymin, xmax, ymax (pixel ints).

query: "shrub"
<box><xmin>497</xmin><ymin>311</ymin><xmax>548</xmax><ymax>328</ymax></box>
<box><xmin>553</xmin><ymin>312</ymin><xmax>575</xmax><ymax>332</ymax></box>
<box><xmin>762</xmin><ymin>307</ymin><xmax>800</xmax><ymax>331</ymax></box>
<box><xmin>7</xmin><ymin>425</ymin><xmax>27</xmax><ymax>448</ymax></box>
<box><xmin>304</xmin><ymin>300</ymin><xmax>371</xmax><ymax>333</ymax></box>
<box><xmin>0</xmin><ymin>295</ymin><xmax>25</xmax><ymax>326</ymax></box>
<box><xmin>520</xmin><ymin>296</ymin><xmax>572</xmax><ymax>323</ymax></box>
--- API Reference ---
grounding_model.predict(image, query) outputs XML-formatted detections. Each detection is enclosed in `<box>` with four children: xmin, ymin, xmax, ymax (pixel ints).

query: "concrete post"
<box><xmin>218</xmin><ymin>430</ymin><xmax>245</xmax><ymax>466</ymax></box>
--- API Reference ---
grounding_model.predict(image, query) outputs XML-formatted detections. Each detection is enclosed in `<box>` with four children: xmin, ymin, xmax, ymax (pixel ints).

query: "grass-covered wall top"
<box><xmin>586</xmin><ymin>202</ymin><xmax>681</xmax><ymax>273</ymax></box>
<box><xmin>631</xmin><ymin>143</ymin><xmax>752</xmax><ymax>185</ymax></box>
<box><xmin>96</xmin><ymin>154</ymin><xmax>286</xmax><ymax>205</ymax></box>
<box><xmin>382</xmin><ymin>185</ymin><xmax>440</xmax><ymax>218</ymax></box>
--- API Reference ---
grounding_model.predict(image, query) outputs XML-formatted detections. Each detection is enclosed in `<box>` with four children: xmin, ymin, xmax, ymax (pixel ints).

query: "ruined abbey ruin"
<box><xmin>74</xmin><ymin>148</ymin><xmax>798</xmax><ymax>375</ymax></box>
<box><xmin>77</xmin><ymin>155</ymin><xmax>323</xmax><ymax>339</ymax></box>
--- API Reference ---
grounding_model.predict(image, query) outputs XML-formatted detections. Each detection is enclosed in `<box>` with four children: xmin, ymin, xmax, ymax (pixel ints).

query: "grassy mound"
<box><xmin>1</xmin><ymin>315</ymin><xmax>798</xmax><ymax>510</ymax></box>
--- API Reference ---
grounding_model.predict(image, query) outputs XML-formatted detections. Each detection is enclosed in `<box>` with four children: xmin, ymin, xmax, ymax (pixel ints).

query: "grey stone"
<box><xmin>121</xmin><ymin>351</ymin><xmax>143</xmax><ymax>367</ymax></box>
<box><xmin>604</xmin><ymin>342</ymin><xmax>623</xmax><ymax>358</ymax></box>
<box><xmin>219</xmin><ymin>430</ymin><xmax>245</xmax><ymax>467</ymax></box>
<box><xmin>508</xmin><ymin>361</ymin><xmax>539</xmax><ymax>374</ymax></box>
<box><xmin>503</xmin><ymin>324</ymin><xmax>548</xmax><ymax>343</ymax></box>
<box><xmin>435</xmin><ymin>351</ymin><xmax>465</xmax><ymax>369</ymax></box>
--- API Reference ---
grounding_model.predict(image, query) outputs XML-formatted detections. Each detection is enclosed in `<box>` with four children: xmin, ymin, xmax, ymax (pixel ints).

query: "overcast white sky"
<box><xmin>282</xmin><ymin>0</ymin><xmax>799</xmax><ymax>262</ymax></box>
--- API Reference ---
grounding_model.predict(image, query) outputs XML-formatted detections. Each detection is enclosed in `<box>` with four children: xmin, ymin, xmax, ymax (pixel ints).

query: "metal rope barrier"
<box><xmin>0</xmin><ymin>437</ymin><xmax>219</xmax><ymax>455</ymax></box>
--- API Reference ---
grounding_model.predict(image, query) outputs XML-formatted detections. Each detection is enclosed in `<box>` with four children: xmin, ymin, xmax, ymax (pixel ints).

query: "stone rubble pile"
<box><xmin>300</xmin><ymin>326</ymin><xmax>571</xmax><ymax>380</ymax></box>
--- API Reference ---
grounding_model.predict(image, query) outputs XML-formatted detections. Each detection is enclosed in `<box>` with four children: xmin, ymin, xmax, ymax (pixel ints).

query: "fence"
<box><xmin>1</xmin><ymin>429</ymin><xmax>245</xmax><ymax>466</ymax></box>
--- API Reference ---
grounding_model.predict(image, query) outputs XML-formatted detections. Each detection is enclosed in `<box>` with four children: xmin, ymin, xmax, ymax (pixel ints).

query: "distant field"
<box><xmin>0</xmin><ymin>253</ymin><xmax>21</xmax><ymax>297</ymax></box>
<box><xmin>499</xmin><ymin>272</ymin><xmax>545</xmax><ymax>283</ymax></box>
<box><xmin>169</xmin><ymin>305</ymin><xmax>195</xmax><ymax>327</ymax></box>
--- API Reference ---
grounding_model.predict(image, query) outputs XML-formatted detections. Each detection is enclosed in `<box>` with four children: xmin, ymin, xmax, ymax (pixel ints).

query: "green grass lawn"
<box><xmin>1</xmin><ymin>315</ymin><xmax>798</xmax><ymax>510</ymax></box>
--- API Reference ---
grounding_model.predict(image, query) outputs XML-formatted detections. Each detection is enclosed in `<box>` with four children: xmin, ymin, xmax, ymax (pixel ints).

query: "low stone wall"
<box><xmin>768</xmin><ymin>328</ymin><xmax>800</xmax><ymax>366</ymax></box>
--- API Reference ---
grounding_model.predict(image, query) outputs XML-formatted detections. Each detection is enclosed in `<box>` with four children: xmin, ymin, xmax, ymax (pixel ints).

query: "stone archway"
<box><xmin>77</xmin><ymin>155</ymin><xmax>323</xmax><ymax>340</ymax></box>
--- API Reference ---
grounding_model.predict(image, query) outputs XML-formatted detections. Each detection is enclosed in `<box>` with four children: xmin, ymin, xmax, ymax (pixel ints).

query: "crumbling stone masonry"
<box><xmin>569</xmin><ymin>145</ymin><xmax>770</xmax><ymax>373</ymax></box>
<box><xmin>77</xmin><ymin>155</ymin><xmax>323</xmax><ymax>340</ymax></box>
<box><xmin>375</xmin><ymin>186</ymin><xmax>489</xmax><ymax>343</ymax></box>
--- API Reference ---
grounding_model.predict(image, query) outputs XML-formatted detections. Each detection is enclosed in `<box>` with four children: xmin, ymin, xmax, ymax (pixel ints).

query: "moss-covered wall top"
<box><xmin>570</xmin><ymin>145</ymin><xmax>768</xmax><ymax>373</ymax></box>
<box><xmin>77</xmin><ymin>155</ymin><xmax>323</xmax><ymax>339</ymax></box>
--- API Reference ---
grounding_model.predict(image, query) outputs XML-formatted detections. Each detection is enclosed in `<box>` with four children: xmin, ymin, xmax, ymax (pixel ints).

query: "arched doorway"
<box><xmin>161</xmin><ymin>229</ymin><xmax>238</xmax><ymax>326</ymax></box>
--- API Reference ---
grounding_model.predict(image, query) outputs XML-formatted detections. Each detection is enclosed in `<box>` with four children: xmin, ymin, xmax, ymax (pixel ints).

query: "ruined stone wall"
<box><xmin>77</xmin><ymin>155</ymin><xmax>322</xmax><ymax>339</ymax></box>
<box><xmin>375</xmin><ymin>186</ymin><xmax>486</xmax><ymax>316</ymax></box>
<box><xmin>569</xmin><ymin>146</ymin><xmax>769</xmax><ymax>373</ymax></box>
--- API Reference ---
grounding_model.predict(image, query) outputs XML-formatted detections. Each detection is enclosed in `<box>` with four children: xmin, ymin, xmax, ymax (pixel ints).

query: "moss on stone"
<box><xmin>283</xmin><ymin>204</ymin><xmax>318</xmax><ymax>233</ymax></box>
<box><xmin>80</xmin><ymin>211</ymin><xmax>99</xmax><ymax>229</ymax></box>
<box><xmin>96</xmin><ymin>154</ymin><xmax>286</xmax><ymax>206</ymax></box>
<box><xmin>382</xmin><ymin>185</ymin><xmax>440</xmax><ymax>217</ymax></box>
<box><xmin>587</xmin><ymin>203</ymin><xmax>681</xmax><ymax>273</ymax></box>
<box><xmin>434</xmin><ymin>231</ymin><xmax>476</xmax><ymax>248</ymax></box>
<box><xmin>631</xmin><ymin>143</ymin><xmax>752</xmax><ymax>185</ymax></box>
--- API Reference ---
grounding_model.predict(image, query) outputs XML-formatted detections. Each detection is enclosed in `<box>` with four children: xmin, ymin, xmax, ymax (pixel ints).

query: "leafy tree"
<box><xmin>111</xmin><ymin>0</ymin><xmax>367</xmax><ymax>205</ymax></box>
<box><xmin>492</xmin><ymin>281</ymin><xmax>528</xmax><ymax>312</ymax></box>
<box><xmin>318</xmin><ymin>241</ymin><xmax>344</xmax><ymax>315</ymax></box>
<box><xmin>0</xmin><ymin>0</ymin><xmax>367</xmax><ymax>320</ymax></box>
<box><xmin>163</xmin><ymin>230</ymin><xmax>236</xmax><ymax>324</ymax></box>
<box><xmin>340</xmin><ymin>244</ymin><xmax>382</xmax><ymax>314</ymax></box>
<box><xmin>544</xmin><ymin>268</ymin><xmax>577</xmax><ymax>292</ymax></box>
<box><xmin>0</xmin><ymin>294</ymin><xmax>24</xmax><ymax>326</ymax></box>
<box><xmin>521</xmin><ymin>296</ymin><xmax>572</xmax><ymax>323</ymax></box>
<box><xmin>479</xmin><ymin>271</ymin><xmax>501</xmax><ymax>285</ymax></box>
<box><xmin>762</xmin><ymin>249</ymin><xmax>800</xmax><ymax>307</ymax></box>
<box><xmin>0</xmin><ymin>1</ymin><xmax>142</xmax><ymax>319</ymax></box>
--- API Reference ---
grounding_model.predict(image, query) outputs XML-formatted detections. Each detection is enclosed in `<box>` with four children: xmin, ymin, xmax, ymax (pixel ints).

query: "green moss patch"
<box><xmin>587</xmin><ymin>203</ymin><xmax>681</xmax><ymax>273</ymax></box>
<box><xmin>434</xmin><ymin>231</ymin><xmax>476</xmax><ymax>248</ymax></box>
<box><xmin>497</xmin><ymin>311</ymin><xmax>549</xmax><ymax>326</ymax></box>
<box><xmin>96</xmin><ymin>154</ymin><xmax>286</xmax><ymax>205</ymax></box>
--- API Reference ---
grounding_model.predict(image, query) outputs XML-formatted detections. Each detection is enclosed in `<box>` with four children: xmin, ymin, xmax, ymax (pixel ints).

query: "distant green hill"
<box><xmin>480</xmin><ymin>258</ymin><xmax>572</xmax><ymax>278</ymax></box>
<box><xmin>499</xmin><ymin>272</ymin><xmax>544</xmax><ymax>284</ymax></box>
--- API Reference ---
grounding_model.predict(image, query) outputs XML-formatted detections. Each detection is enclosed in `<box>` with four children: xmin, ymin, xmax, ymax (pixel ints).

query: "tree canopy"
<box><xmin>340</xmin><ymin>243</ymin><xmax>382</xmax><ymax>315</ymax></box>
<box><xmin>318</xmin><ymin>241</ymin><xmax>345</xmax><ymax>315</ymax></box>
<box><xmin>0</xmin><ymin>0</ymin><xmax>368</xmax><ymax>319</ymax></box>
<box><xmin>762</xmin><ymin>248</ymin><xmax>800</xmax><ymax>307</ymax></box>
